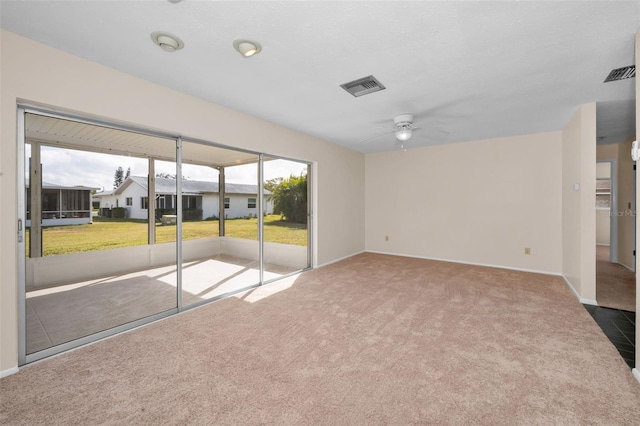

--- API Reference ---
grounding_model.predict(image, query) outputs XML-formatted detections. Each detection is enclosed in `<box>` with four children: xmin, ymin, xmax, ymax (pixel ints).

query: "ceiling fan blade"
<box><xmin>421</xmin><ymin>128</ymin><xmax>450</xmax><ymax>143</ymax></box>
<box><xmin>359</xmin><ymin>129</ymin><xmax>393</xmax><ymax>144</ymax></box>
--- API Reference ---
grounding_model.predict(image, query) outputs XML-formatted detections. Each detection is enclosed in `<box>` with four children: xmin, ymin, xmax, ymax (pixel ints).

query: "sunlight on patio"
<box><xmin>26</xmin><ymin>255</ymin><xmax>299</xmax><ymax>355</ymax></box>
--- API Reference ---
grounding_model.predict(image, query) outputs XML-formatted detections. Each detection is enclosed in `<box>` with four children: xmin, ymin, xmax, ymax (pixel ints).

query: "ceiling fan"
<box><xmin>360</xmin><ymin>113</ymin><xmax>448</xmax><ymax>150</ymax></box>
<box><xmin>392</xmin><ymin>114</ymin><xmax>418</xmax><ymax>143</ymax></box>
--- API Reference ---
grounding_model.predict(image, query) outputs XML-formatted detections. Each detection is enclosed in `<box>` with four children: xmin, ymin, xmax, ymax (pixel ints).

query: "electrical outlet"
<box><xmin>524</xmin><ymin>247</ymin><xmax>531</xmax><ymax>255</ymax></box>
<box><xmin>385</xmin><ymin>235</ymin><xmax>389</xmax><ymax>241</ymax></box>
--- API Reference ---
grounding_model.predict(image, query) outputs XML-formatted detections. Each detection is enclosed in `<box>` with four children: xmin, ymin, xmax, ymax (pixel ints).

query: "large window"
<box><xmin>263</xmin><ymin>158</ymin><xmax>310</xmax><ymax>274</ymax></box>
<box><xmin>183</xmin><ymin>195</ymin><xmax>198</xmax><ymax>209</ymax></box>
<box><xmin>20</xmin><ymin>108</ymin><xmax>312</xmax><ymax>367</ymax></box>
<box><xmin>156</xmin><ymin>195</ymin><xmax>172</xmax><ymax>209</ymax></box>
<box><xmin>179</xmin><ymin>140</ymin><xmax>259</xmax><ymax>308</ymax></box>
<box><xmin>22</xmin><ymin>111</ymin><xmax>177</xmax><ymax>362</ymax></box>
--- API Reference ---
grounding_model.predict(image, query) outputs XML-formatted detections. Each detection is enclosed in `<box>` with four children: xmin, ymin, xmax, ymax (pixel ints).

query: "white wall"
<box><xmin>202</xmin><ymin>194</ymin><xmax>274</xmax><ymax>219</ymax></box>
<box><xmin>0</xmin><ymin>30</ymin><xmax>365</xmax><ymax>374</ymax></box>
<box><xmin>202</xmin><ymin>194</ymin><xmax>219</xmax><ymax>219</ymax></box>
<box><xmin>562</xmin><ymin>103</ymin><xmax>597</xmax><ymax>303</ymax></box>
<box><xmin>128</xmin><ymin>184</ymin><xmax>149</xmax><ymax>219</ymax></box>
<box><xmin>24</xmin><ymin>236</ymin><xmax>309</xmax><ymax>289</ymax></box>
<box><xmin>98</xmin><ymin>183</ymin><xmax>148</xmax><ymax>220</ymax></box>
<box><xmin>365</xmin><ymin>131</ymin><xmax>563</xmax><ymax>274</ymax></box>
<box><xmin>98</xmin><ymin>194</ymin><xmax>118</xmax><ymax>211</ymax></box>
<box><xmin>226</xmin><ymin>194</ymin><xmax>256</xmax><ymax>218</ymax></box>
<box><xmin>26</xmin><ymin>242</ymin><xmax>179</xmax><ymax>289</ymax></box>
<box><xmin>221</xmin><ymin>237</ymin><xmax>308</xmax><ymax>269</ymax></box>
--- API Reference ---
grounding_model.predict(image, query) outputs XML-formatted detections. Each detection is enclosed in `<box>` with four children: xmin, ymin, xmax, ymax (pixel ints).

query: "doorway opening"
<box><xmin>595</xmin><ymin>156</ymin><xmax>636</xmax><ymax>312</ymax></box>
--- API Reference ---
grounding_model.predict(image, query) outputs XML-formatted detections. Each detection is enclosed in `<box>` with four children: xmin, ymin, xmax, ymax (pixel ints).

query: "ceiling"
<box><xmin>25</xmin><ymin>113</ymin><xmax>260</xmax><ymax>168</ymax></box>
<box><xmin>1</xmin><ymin>1</ymin><xmax>638</xmax><ymax>153</ymax></box>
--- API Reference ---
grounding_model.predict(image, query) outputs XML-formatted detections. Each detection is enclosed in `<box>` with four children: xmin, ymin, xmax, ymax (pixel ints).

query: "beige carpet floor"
<box><xmin>596</xmin><ymin>245</ymin><xmax>636</xmax><ymax>312</ymax></box>
<box><xmin>2</xmin><ymin>253</ymin><xmax>640</xmax><ymax>425</ymax></box>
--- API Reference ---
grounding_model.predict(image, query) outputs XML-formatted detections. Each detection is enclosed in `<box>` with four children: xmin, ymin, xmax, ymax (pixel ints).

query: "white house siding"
<box><xmin>223</xmin><ymin>194</ymin><xmax>273</xmax><ymax>219</ymax></box>
<box><xmin>201</xmin><ymin>194</ymin><xmax>219</xmax><ymax>219</ymax></box>
<box><xmin>126</xmin><ymin>184</ymin><xmax>150</xmax><ymax>220</ymax></box>
<box><xmin>225</xmin><ymin>194</ymin><xmax>250</xmax><ymax>219</ymax></box>
<box><xmin>99</xmin><ymin>185</ymin><xmax>149</xmax><ymax>220</ymax></box>
<box><xmin>98</xmin><ymin>182</ymin><xmax>273</xmax><ymax>220</ymax></box>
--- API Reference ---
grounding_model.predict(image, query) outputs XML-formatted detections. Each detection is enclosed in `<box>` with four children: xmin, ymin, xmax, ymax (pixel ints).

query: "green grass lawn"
<box><xmin>27</xmin><ymin>215</ymin><xmax>307</xmax><ymax>257</ymax></box>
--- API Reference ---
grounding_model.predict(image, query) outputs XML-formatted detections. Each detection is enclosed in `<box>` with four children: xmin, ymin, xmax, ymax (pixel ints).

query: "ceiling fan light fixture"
<box><xmin>395</xmin><ymin>128</ymin><xmax>412</xmax><ymax>142</ymax></box>
<box><xmin>150</xmin><ymin>32</ymin><xmax>184</xmax><ymax>52</ymax></box>
<box><xmin>233</xmin><ymin>39</ymin><xmax>262</xmax><ymax>57</ymax></box>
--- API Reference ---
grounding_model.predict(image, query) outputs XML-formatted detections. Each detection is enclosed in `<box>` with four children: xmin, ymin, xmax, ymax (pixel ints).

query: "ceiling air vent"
<box><xmin>340</xmin><ymin>75</ymin><xmax>386</xmax><ymax>97</ymax></box>
<box><xmin>604</xmin><ymin>65</ymin><xmax>635</xmax><ymax>82</ymax></box>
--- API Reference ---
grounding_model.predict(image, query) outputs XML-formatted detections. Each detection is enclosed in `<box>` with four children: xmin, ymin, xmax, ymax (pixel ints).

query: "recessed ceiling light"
<box><xmin>150</xmin><ymin>32</ymin><xmax>184</xmax><ymax>52</ymax></box>
<box><xmin>233</xmin><ymin>39</ymin><xmax>262</xmax><ymax>58</ymax></box>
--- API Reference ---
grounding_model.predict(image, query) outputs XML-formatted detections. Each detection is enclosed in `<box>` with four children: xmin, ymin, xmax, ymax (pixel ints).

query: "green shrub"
<box><xmin>183</xmin><ymin>208</ymin><xmax>203</xmax><ymax>221</ymax></box>
<box><xmin>112</xmin><ymin>207</ymin><xmax>126</xmax><ymax>219</ymax></box>
<box><xmin>271</xmin><ymin>173</ymin><xmax>307</xmax><ymax>224</ymax></box>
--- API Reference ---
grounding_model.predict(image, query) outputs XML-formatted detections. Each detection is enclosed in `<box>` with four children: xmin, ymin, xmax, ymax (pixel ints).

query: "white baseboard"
<box><xmin>365</xmin><ymin>250</ymin><xmax>562</xmax><ymax>277</ymax></box>
<box><xmin>619</xmin><ymin>262</ymin><xmax>636</xmax><ymax>273</ymax></box>
<box><xmin>561</xmin><ymin>275</ymin><xmax>598</xmax><ymax>305</ymax></box>
<box><xmin>0</xmin><ymin>366</ymin><xmax>19</xmax><ymax>378</ymax></box>
<box><xmin>317</xmin><ymin>250</ymin><xmax>365</xmax><ymax>268</ymax></box>
<box><xmin>633</xmin><ymin>368</ymin><xmax>640</xmax><ymax>384</ymax></box>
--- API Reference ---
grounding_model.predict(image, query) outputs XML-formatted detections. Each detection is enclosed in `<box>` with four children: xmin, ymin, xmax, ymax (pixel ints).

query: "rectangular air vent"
<box><xmin>340</xmin><ymin>75</ymin><xmax>386</xmax><ymax>97</ymax></box>
<box><xmin>604</xmin><ymin>65</ymin><xmax>635</xmax><ymax>82</ymax></box>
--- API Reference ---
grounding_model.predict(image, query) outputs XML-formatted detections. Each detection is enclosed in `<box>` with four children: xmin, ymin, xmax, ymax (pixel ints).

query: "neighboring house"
<box><xmin>95</xmin><ymin>176</ymin><xmax>273</xmax><ymax>220</ymax></box>
<box><xmin>26</xmin><ymin>181</ymin><xmax>98</xmax><ymax>227</ymax></box>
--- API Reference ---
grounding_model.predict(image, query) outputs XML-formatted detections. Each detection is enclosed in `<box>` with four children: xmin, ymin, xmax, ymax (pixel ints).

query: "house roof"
<box><xmin>27</xmin><ymin>181</ymin><xmax>99</xmax><ymax>191</ymax></box>
<box><xmin>1</xmin><ymin>2</ymin><xmax>637</xmax><ymax>152</ymax></box>
<box><xmin>96</xmin><ymin>176</ymin><xmax>269</xmax><ymax>197</ymax></box>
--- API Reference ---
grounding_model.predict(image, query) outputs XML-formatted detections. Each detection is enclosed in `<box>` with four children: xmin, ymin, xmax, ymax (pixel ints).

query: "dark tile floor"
<box><xmin>583</xmin><ymin>304</ymin><xmax>635</xmax><ymax>369</ymax></box>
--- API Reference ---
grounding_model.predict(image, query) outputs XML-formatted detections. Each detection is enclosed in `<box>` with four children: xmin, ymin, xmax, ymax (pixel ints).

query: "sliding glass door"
<box><xmin>262</xmin><ymin>158</ymin><xmax>311</xmax><ymax>279</ymax></box>
<box><xmin>179</xmin><ymin>140</ymin><xmax>262</xmax><ymax>308</ymax></box>
<box><xmin>18</xmin><ymin>107</ymin><xmax>313</xmax><ymax>365</ymax></box>
<box><xmin>21</xmin><ymin>112</ymin><xmax>178</xmax><ymax>361</ymax></box>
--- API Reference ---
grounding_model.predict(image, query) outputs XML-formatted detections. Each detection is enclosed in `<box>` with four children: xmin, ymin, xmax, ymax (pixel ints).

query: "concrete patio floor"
<box><xmin>26</xmin><ymin>255</ymin><xmax>298</xmax><ymax>355</ymax></box>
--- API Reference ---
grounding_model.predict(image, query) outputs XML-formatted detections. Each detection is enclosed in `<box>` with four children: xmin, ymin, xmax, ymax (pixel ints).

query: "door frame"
<box><xmin>17</xmin><ymin>104</ymin><xmax>314</xmax><ymax>365</ymax></box>
<box><xmin>596</xmin><ymin>159</ymin><xmax>619</xmax><ymax>264</ymax></box>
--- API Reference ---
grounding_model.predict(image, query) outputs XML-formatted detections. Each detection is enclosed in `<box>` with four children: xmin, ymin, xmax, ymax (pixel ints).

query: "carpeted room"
<box><xmin>2</xmin><ymin>253</ymin><xmax>640</xmax><ymax>424</ymax></box>
<box><xmin>1</xmin><ymin>1</ymin><xmax>640</xmax><ymax>424</ymax></box>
